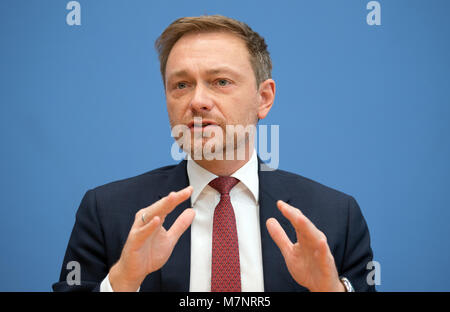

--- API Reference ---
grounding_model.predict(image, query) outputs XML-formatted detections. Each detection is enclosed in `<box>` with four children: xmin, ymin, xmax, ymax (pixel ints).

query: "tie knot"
<box><xmin>209</xmin><ymin>176</ymin><xmax>240</xmax><ymax>195</ymax></box>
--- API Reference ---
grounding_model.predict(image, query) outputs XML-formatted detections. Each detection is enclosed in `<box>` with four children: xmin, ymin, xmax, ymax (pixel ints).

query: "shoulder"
<box><xmin>93</xmin><ymin>164</ymin><xmax>178</xmax><ymax>193</ymax></box>
<box><xmin>261</xmin><ymin>167</ymin><xmax>353</xmax><ymax>204</ymax></box>
<box><xmin>85</xmin><ymin>162</ymin><xmax>186</xmax><ymax>210</ymax></box>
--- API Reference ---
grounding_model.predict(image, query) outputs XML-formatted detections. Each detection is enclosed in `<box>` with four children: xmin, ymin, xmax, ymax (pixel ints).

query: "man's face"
<box><xmin>164</xmin><ymin>31</ymin><xmax>263</xmax><ymax>158</ymax></box>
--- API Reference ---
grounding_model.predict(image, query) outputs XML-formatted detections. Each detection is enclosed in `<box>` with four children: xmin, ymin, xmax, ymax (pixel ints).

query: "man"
<box><xmin>53</xmin><ymin>15</ymin><xmax>375</xmax><ymax>292</ymax></box>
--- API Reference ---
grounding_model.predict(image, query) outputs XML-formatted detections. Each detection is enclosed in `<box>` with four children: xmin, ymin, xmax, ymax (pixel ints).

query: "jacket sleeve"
<box><xmin>339</xmin><ymin>196</ymin><xmax>376</xmax><ymax>292</ymax></box>
<box><xmin>52</xmin><ymin>189</ymin><xmax>107</xmax><ymax>292</ymax></box>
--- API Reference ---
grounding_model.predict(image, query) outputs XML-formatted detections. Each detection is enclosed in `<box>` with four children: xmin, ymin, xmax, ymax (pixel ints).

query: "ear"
<box><xmin>257</xmin><ymin>79</ymin><xmax>276</xmax><ymax>120</ymax></box>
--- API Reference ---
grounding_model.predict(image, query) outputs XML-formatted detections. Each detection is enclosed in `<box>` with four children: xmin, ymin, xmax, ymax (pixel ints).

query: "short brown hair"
<box><xmin>155</xmin><ymin>15</ymin><xmax>272</xmax><ymax>87</ymax></box>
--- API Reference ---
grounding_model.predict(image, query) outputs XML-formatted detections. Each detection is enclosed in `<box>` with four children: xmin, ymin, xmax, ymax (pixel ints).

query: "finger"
<box><xmin>154</xmin><ymin>186</ymin><xmax>193</xmax><ymax>217</ymax></box>
<box><xmin>167</xmin><ymin>208</ymin><xmax>195</xmax><ymax>243</ymax></box>
<box><xmin>266</xmin><ymin>217</ymin><xmax>292</xmax><ymax>257</ymax></box>
<box><xmin>133</xmin><ymin>216</ymin><xmax>161</xmax><ymax>245</ymax></box>
<box><xmin>277</xmin><ymin>200</ymin><xmax>323</xmax><ymax>243</ymax></box>
<box><xmin>317</xmin><ymin>236</ymin><xmax>333</xmax><ymax>266</ymax></box>
<box><xmin>137</xmin><ymin>186</ymin><xmax>193</xmax><ymax>225</ymax></box>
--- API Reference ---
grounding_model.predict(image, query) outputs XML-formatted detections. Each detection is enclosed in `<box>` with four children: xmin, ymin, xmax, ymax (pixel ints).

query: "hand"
<box><xmin>109</xmin><ymin>186</ymin><xmax>195</xmax><ymax>291</ymax></box>
<box><xmin>266</xmin><ymin>200</ymin><xmax>345</xmax><ymax>292</ymax></box>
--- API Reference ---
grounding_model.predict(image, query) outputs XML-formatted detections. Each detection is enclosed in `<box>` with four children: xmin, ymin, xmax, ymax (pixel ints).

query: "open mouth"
<box><xmin>188</xmin><ymin>120</ymin><xmax>218</xmax><ymax>129</ymax></box>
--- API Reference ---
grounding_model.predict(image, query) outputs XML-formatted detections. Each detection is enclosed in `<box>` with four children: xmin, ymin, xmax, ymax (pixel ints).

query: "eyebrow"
<box><xmin>167</xmin><ymin>70</ymin><xmax>189</xmax><ymax>80</ymax></box>
<box><xmin>205</xmin><ymin>66</ymin><xmax>241</xmax><ymax>77</ymax></box>
<box><xmin>166</xmin><ymin>66</ymin><xmax>242</xmax><ymax>82</ymax></box>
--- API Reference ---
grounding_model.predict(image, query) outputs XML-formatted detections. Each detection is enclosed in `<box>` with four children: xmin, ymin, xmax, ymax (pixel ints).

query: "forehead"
<box><xmin>165</xmin><ymin>31</ymin><xmax>253</xmax><ymax>79</ymax></box>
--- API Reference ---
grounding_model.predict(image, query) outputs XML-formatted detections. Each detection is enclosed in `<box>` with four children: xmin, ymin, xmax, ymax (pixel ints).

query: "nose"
<box><xmin>190</xmin><ymin>83</ymin><xmax>214</xmax><ymax>112</ymax></box>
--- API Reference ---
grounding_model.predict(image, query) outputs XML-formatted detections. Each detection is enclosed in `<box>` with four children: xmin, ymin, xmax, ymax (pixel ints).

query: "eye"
<box><xmin>176</xmin><ymin>82</ymin><xmax>188</xmax><ymax>89</ymax></box>
<box><xmin>216</xmin><ymin>79</ymin><xmax>230</xmax><ymax>87</ymax></box>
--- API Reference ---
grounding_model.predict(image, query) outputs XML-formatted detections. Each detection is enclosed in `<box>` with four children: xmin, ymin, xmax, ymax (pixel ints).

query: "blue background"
<box><xmin>1</xmin><ymin>0</ymin><xmax>449</xmax><ymax>291</ymax></box>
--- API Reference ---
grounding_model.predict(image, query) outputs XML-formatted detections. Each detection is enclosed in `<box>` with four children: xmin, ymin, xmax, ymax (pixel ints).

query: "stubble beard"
<box><xmin>171</xmin><ymin>118</ymin><xmax>257</xmax><ymax>162</ymax></box>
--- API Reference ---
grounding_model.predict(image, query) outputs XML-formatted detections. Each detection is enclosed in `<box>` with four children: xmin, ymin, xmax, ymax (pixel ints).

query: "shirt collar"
<box><xmin>187</xmin><ymin>150</ymin><xmax>259</xmax><ymax>205</ymax></box>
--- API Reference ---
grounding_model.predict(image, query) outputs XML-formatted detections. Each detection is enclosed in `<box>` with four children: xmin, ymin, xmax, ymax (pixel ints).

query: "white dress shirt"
<box><xmin>188</xmin><ymin>150</ymin><xmax>264</xmax><ymax>291</ymax></box>
<box><xmin>100</xmin><ymin>150</ymin><xmax>264</xmax><ymax>292</ymax></box>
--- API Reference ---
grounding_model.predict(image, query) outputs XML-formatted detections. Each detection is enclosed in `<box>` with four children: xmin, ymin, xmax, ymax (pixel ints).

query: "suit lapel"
<box><xmin>159</xmin><ymin>160</ymin><xmax>191</xmax><ymax>291</ymax></box>
<box><xmin>258</xmin><ymin>160</ymin><xmax>305</xmax><ymax>291</ymax></box>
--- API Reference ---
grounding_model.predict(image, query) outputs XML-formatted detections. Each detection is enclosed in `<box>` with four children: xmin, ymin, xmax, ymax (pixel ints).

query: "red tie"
<box><xmin>209</xmin><ymin>176</ymin><xmax>241</xmax><ymax>292</ymax></box>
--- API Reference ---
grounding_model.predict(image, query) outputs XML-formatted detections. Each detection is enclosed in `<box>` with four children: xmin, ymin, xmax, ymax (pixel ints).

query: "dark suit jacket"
<box><xmin>53</xmin><ymin>159</ymin><xmax>375</xmax><ymax>292</ymax></box>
